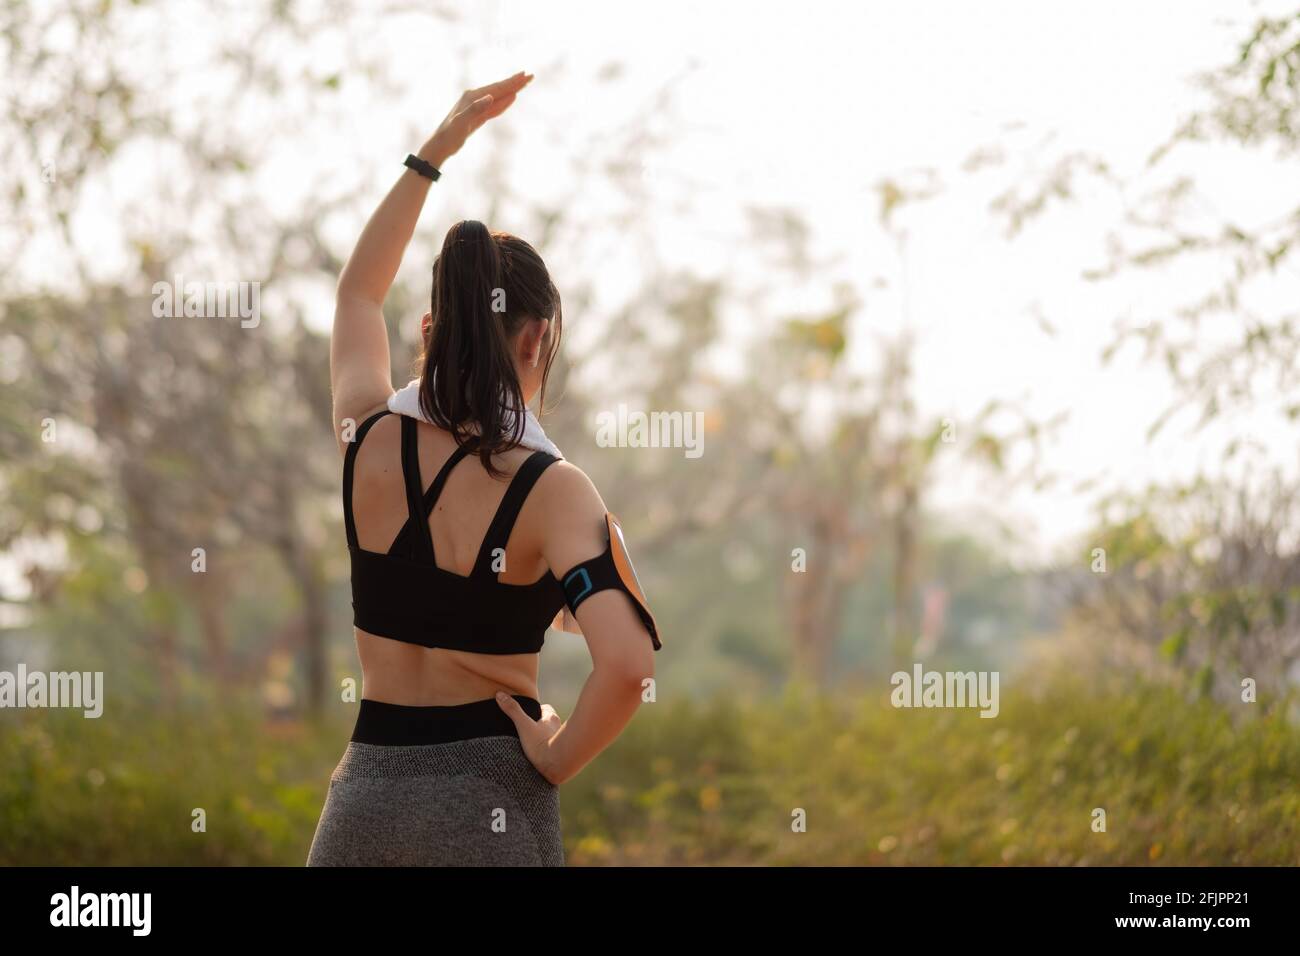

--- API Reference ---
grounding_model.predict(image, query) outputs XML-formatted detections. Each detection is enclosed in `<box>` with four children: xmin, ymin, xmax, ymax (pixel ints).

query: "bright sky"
<box><xmin>461</xmin><ymin>0</ymin><xmax>1298</xmax><ymax>564</ymax></box>
<box><xmin>17</xmin><ymin>0</ymin><xmax>1300</xmax><ymax>574</ymax></box>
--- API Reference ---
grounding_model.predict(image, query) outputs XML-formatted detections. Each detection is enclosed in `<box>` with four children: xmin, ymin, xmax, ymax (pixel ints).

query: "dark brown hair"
<box><xmin>418</xmin><ymin>220</ymin><xmax>561</xmax><ymax>477</ymax></box>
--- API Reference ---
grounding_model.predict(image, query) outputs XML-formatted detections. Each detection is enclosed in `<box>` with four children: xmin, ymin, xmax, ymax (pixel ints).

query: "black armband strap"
<box><xmin>559</xmin><ymin>514</ymin><xmax>661</xmax><ymax>650</ymax></box>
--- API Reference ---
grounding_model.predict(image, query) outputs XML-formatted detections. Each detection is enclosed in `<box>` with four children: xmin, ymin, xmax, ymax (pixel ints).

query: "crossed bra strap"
<box><xmin>558</xmin><ymin>513</ymin><xmax>662</xmax><ymax>650</ymax></box>
<box><xmin>345</xmin><ymin>410</ymin><xmax>559</xmax><ymax>572</ymax></box>
<box><xmin>399</xmin><ymin>414</ymin><xmax>437</xmax><ymax>560</ymax></box>
<box><xmin>387</xmin><ymin>428</ymin><xmax>476</xmax><ymax>561</ymax></box>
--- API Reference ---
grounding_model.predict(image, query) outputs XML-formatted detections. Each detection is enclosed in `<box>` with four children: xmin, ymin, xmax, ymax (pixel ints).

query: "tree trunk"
<box><xmin>891</xmin><ymin>479</ymin><xmax>919</xmax><ymax>670</ymax></box>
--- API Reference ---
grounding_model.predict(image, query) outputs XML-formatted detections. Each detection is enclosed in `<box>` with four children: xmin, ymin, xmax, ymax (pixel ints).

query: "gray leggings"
<box><xmin>307</xmin><ymin>703</ymin><xmax>563</xmax><ymax>867</ymax></box>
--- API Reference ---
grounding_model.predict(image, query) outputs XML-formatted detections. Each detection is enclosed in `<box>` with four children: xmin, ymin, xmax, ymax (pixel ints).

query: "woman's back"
<box><xmin>347</xmin><ymin>412</ymin><xmax>563</xmax><ymax>706</ymax></box>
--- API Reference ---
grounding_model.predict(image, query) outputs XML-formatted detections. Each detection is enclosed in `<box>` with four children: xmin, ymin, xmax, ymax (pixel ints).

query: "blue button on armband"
<box><xmin>563</xmin><ymin>567</ymin><xmax>593</xmax><ymax>605</ymax></box>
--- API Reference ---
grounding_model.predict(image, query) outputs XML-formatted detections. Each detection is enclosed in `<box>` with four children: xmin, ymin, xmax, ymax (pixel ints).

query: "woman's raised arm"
<box><xmin>329</xmin><ymin>71</ymin><xmax>534</xmax><ymax>450</ymax></box>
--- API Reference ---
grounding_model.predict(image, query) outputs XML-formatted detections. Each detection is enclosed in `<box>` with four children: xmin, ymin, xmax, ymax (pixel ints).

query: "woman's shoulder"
<box><xmin>531</xmin><ymin>459</ymin><xmax>613</xmax><ymax>573</ymax></box>
<box><xmin>532</xmin><ymin>458</ymin><xmax>608</xmax><ymax>525</ymax></box>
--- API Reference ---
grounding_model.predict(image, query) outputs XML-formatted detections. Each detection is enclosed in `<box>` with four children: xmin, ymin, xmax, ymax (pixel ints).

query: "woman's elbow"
<box><xmin>596</xmin><ymin>640</ymin><xmax>655</xmax><ymax>691</ymax></box>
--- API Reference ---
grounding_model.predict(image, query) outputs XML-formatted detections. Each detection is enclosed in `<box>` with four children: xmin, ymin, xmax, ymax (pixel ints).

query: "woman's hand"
<box><xmin>495</xmin><ymin>692</ymin><xmax>565</xmax><ymax>785</ymax></box>
<box><xmin>420</xmin><ymin>71</ymin><xmax>534</xmax><ymax>168</ymax></box>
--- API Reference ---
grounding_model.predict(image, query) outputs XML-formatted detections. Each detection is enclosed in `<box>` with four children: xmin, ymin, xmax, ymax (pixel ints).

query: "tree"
<box><xmin>994</xmin><ymin>10</ymin><xmax>1300</xmax><ymax>698</ymax></box>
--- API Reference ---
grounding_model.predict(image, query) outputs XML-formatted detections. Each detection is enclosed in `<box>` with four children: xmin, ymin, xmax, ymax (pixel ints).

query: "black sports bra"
<box><xmin>344</xmin><ymin>410</ymin><xmax>662</xmax><ymax>655</ymax></box>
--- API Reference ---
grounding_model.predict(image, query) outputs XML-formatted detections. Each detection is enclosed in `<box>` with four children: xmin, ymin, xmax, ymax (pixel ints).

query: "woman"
<box><xmin>308</xmin><ymin>72</ymin><xmax>661</xmax><ymax>866</ymax></box>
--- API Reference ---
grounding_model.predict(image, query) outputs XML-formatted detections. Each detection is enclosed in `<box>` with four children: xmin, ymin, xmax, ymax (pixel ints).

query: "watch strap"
<box><xmin>403</xmin><ymin>153</ymin><xmax>441</xmax><ymax>181</ymax></box>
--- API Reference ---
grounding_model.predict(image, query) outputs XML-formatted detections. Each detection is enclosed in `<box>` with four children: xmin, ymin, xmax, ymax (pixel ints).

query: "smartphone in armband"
<box><xmin>558</xmin><ymin>513</ymin><xmax>661</xmax><ymax>650</ymax></box>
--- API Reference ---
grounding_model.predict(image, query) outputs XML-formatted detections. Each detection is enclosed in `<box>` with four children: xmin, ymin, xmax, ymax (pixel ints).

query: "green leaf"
<box><xmin>1160</xmin><ymin>629</ymin><xmax>1189</xmax><ymax>662</ymax></box>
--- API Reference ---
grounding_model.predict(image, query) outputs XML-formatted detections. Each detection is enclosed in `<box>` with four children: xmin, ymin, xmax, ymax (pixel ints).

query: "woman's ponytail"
<box><xmin>419</xmin><ymin>220</ymin><xmax>561</xmax><ymax>477</ymax></box>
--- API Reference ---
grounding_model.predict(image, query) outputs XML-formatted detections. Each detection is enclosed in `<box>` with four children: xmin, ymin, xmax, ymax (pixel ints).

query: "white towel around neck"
<box><xmin>387</xmin><ymin>378</ymin><xmax>564</xmax><ymax>460</ymax></box>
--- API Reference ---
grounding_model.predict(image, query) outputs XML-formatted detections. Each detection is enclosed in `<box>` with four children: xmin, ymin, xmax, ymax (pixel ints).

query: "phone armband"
<box><xmin>559</xmin><ymin>513</ymin><xmax>661</xmax><ymax>650</ymax></box>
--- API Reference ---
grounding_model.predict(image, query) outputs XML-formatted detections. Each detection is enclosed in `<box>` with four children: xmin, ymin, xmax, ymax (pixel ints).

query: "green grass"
<box><xmin>1</xmin><ymin>680</ymin><xmax>1296</xmax><ymax>865</ymax></box>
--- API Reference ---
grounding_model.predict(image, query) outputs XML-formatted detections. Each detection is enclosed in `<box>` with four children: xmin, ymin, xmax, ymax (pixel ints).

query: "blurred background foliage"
<box><xmin>0</xmin><ymin>0</ymin><xmax>1297</xmax><ymax>864</ymax></box>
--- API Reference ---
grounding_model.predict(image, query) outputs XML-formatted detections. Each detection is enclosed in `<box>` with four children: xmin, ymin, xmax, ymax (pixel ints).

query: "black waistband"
<box><xmin>350</xmin><ymin>695</ymin><xmax>541</xmax><ymax>746</ymax></box>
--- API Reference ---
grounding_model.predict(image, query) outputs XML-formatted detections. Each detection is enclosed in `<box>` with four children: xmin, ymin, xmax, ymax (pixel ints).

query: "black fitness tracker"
<box><xmin>403</xmin><ymin>153</ymin><xmax>441</xmax><ymax>181</ymax></box>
